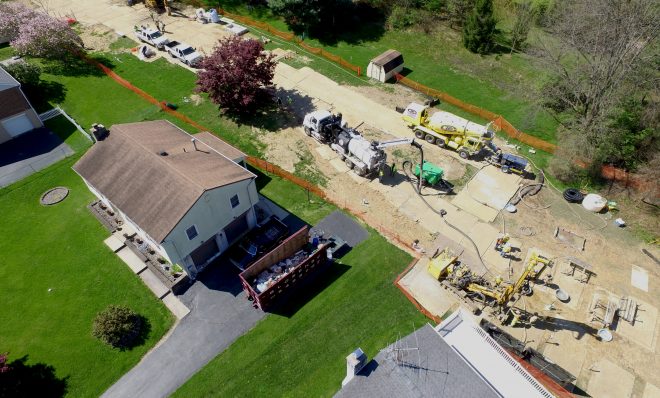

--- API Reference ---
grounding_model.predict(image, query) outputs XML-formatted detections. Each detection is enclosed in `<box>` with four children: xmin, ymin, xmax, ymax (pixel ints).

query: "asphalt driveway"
<box><xmin>102</xmin><ymin>263</ymin><xmax>265</xmax><ymax>398</ymax></box>
<box><xmin>0</xmin><ymin>128</ymin><xmax>73</xmax><ymax>188</ymax></box>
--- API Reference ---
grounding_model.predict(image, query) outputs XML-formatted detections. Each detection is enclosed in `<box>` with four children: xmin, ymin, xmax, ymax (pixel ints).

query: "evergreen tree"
<box><xmin>462</xmin><ymin>0</ymin><xmax>497</xmax><ymax>54</ymax></box>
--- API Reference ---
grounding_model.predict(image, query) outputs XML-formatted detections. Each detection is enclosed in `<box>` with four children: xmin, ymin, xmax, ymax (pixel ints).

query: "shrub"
<box><xmin>92</xmin><ymin>306</ymin><xmax>145</xmax><ymax>349</ymax></box>
<box><xmin>3</xmin><ymin>62</ymin><xmax>41</xmax><ymax>87</ymax></box>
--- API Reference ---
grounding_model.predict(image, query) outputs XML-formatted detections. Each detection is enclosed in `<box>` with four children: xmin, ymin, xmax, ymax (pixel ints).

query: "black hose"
<box><xmin>563</xmin><ymin>188</ymin><xmax>584</xmax><ymax>203</ymax></box>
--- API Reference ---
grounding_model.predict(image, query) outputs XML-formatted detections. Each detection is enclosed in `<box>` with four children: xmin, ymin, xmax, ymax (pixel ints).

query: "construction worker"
<box><xmin>495</xmin><ymin>234</ymin><xmax>513</xmax><ymax>258</ymax></box>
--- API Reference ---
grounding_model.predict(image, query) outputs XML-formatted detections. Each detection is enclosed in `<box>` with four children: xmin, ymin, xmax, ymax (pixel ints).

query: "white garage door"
<box><xmin>2</xmin><ymin>113</ymin><xmax>34</xmax><ymax>138</ymax></box>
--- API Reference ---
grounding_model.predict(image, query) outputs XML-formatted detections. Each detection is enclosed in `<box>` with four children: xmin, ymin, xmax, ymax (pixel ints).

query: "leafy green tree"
<box><xmin>268</xmin><ymin>0</ymin><xmax>349</xmax><ymax>34</ymax></box>
<box><xmin>447</xmin><ymin>0</ymin><xmax>475</xmax><ymax>29</ymax></box>
<box><xmin>462</xmin><ymin>0</ymin><xmax>497</xmax><ymax>54</ymax></box>
<box><xmin>510</xmin><ymin>1</ymin><xmax>533</xmax><ymax>52</ymax></box>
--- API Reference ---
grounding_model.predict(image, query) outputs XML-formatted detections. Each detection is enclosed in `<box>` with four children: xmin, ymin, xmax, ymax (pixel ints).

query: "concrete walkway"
<box><xmin>102</xmin><ymin>263</ymin><xmax>265</xmax><ymax>398</ymax></box>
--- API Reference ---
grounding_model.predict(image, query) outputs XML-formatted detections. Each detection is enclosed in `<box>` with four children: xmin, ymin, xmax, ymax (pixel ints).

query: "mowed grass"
<box><xmin>44</xmin><ymin>115</ymin><xmax>92</xmax><ymax>154</ymax></box>
<box><xmin>175</xmin><ymin>172</ymin><xmax>427</xmax><ymax>397</ymax></box>
<box><xmin>0</xmin><ymin>158</ymin><xmax>173</xmax><ymax>397</ymax></box>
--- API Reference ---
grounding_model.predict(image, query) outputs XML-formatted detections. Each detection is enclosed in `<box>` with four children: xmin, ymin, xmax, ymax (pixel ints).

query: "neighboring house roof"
<box><xmin>336</xmin><ymin>323</ymin><xmax>500</xmax><ymax>398</ymax></box>
<box><xmin>0</xmin><ymin>87</ymin><xmax>32</xmax><ymax>120</ymax></box>
<box><xmin>370</xmin><ymin>49</ymin><xmax>403</xmax><ymax>73</ymax></box>
<box><xmin>0</xmin><ymin>66</ymin><xmax>20</xmax><ymax>91</ymax></box>
<box><xmin>73</xmin><ymin>120</ymin><xmax>254</xmax><ymax>243</ymax></box>
<box><xmin>195</xmin><ymin>131</ymin><xmax>246</xmax><ymax>162</ymax></box>
<box><xmin>337</xmin><ymin>310</ymin><xmax>554</xmax><ymax>398</ymax></box>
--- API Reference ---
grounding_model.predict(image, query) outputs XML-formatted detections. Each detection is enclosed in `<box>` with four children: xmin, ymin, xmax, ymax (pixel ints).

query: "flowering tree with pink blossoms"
<box><xmin>0</xmin><ymin>2</ymin><xmax>83</xmax><ymax>59</ymax></box>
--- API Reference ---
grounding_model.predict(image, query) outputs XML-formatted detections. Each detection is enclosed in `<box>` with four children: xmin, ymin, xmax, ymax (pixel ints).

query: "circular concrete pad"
<box><xmin>40</xmin><ymin>187</ymin><xmax>69</xmax><ymax>205</ymax></box>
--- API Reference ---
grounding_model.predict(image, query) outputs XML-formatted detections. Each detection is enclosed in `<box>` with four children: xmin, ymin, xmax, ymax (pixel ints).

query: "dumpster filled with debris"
<box><xmin>239</xmin><ymin>226</ymin><xmax>330</xmax><ymax>311</ymax></box>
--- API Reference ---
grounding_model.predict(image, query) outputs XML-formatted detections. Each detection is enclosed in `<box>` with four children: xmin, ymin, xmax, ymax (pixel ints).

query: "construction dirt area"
<box><xmin>35</xmin><ymin>1</ymin><xmax>660</xmax><ymax>396</ymax></box>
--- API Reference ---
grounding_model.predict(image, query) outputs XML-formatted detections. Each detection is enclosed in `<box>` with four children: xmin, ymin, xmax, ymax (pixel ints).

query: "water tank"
<box><xmin>348</xmin><ymin>137</ymin><xmax>382</xmax><ymax>170</ymax></box>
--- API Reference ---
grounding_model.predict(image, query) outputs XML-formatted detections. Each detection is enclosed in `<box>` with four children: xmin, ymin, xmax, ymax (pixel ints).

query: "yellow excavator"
<box><xmin>428</xmin><ymin>248</ymin><xmax>552</xmax><ymax>307</ymax></box>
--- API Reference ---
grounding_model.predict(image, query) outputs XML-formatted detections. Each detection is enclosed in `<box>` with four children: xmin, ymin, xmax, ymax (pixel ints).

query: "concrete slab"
<box><xmin>329</xmin><ymin>158</ymin><xmax>350</xmax><ymax>173</ymax></box>
<box><xmin>116</xmin><ymin>247</ymin><xmax>147</xmax><ymax>274</ymax></box>
<box><xmin>550</xmin><ymin>266</ymin><xmax>586</xmax><ymax>310</ymax></box>
<box><xmin>162</xmin><ymin>292</ymin><xmax>190</xmax><ymax>319</ymax></box>
<box><xmin>643</xmin><ymin>383</ymin><xmax>660</xmax><ymax>398</ymax></box>
<box><xmin>631</xmin><ymin>265</ymin><xmax>649</xmax><ymax>292</ymax></box>
<box><xmin>617</xmin><ymin>298</ymin><xmax>658</xmax><ymax>351</ymax></box>
<box><xmin>139</xmin><ymin>269</ymin><xmax>170</xmax><ymax>299</ymax></box>
<box><xmin>465</xmin><ymin>221</ymin><xmax>500</xmax><ymax>255</ymax></box>
<box><xmin>314</xmin><ymin>145</ymin><xmax>337</xmax><ymax>161</ymax></box>
<box><xmin>451</xmin><ymin>188</ymin><xmax>500</xmax><ymax>222</ymax></box>
<box><xmin>104</xmin><ymin>235</ymin><xmax>125</xmax><ymax>253</ymax></box>
<box><xmin>452</xmin><ymin>166</ymin><xmax>521</xmax><ymax>222</ymax></box>
<box><xmin>386</xmin><ymin>188</ymin><xmax>411</xmax><ymax>208</ymax></box>
<box><xmin>398</xmin><ymin>258</ymin><xmax>459</xmax><ymax>319</ymax></box>
<box><xmin>587</xmin><ymin>360</ymin><xmax>635</xmax><ymax>398</ymax></box>
<box><xmin>541</xmin><ymin>322</ymin><xmax>589</xmax><ymax>378</ymax></box>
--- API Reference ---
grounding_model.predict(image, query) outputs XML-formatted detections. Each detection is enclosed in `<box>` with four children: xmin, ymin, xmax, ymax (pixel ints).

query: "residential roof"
<box><xmin>337</xmin><ymin>310</ymin><xmax>555</xmax><ymax>398</ymax></box>
<box><xmin>73</xmin><ymin>120</ymin><xmax>254</xmax><ymax>243</ymax></box>
<box><xmin>336</xmin><ymin>323</ymin><xmax>500</xmax><ymax>398</ymax></box>
<box><xmin>0</xmin><ymin>66</ymin><xmax>20</xmax><ymax>91</ymax></box>
<box><xmin>195</xmin><ymin>131</ymin><xmax>245</xmax><ymax>162</ymax></box>
<box><xmin>0</xmin><ymin>86</ymin><xmax>31</xmax><ymax>120</ymax></box>
<box><xmin>370</xmin><ymin>49</ymin><xmax>403</xmax><ymax>72</ymax></box>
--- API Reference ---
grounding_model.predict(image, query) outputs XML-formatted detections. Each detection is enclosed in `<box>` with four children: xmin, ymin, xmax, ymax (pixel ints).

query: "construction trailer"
<box><xmin>239</xmin><ymin>226</ymin><xmax>331</xmax><ymax>311</ymax></box>
<box><xmin>367</xmin><ymin>50</ymin><xmax>404</xmax><ymax>83</ymax></box>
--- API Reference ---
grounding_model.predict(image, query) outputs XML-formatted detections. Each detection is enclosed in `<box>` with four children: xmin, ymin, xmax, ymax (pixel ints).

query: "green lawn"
<box><xmin>0</xmin><ymin>42</ymin><xmax>14</xmax><ymax>60</ymax></box>
<box><xmin>175</xmin><ymin>170</ymin><xmax>427</xmax><ymax>397</ymax></box>
<box><xmin>0</xmin><ymin>158</ymin><xmax>173</xmax><ymax>397</ymax></box>
<box><xmin>45</xmin><ymin>115</ymin><xmax>92</xmax><ymax>153</ymax></box>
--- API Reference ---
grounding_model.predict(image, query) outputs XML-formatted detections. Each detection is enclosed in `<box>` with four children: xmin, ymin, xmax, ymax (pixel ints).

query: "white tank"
<box><xmin>348</xmin><ymin>137</ymin><xmax>383</xmax><ymax>170</ymax></box>
<box><xmin>428</xmin><ymin>111</ymin><xmax>489</xmax><ymax>138</ymax></box>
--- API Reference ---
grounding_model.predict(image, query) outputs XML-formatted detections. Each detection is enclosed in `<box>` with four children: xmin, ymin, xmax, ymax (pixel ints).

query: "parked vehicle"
<box><xmin>164</xmin><ymin>41</ymin><xmax>203</xmax><ymax>67</ymax></box>
<box><xmin>302</xmin><ymin>110</ymin><xmax>346</xmax><ymax>144</ymax></box>
<box><xmin>134</xmin><ymin>26</ymin><xmax>169</xmax><ymax>50</ymax></box>
<box><xmin>402</xmin><ymin>102</ymin><xmax>496</xmax><ymax>159</ymax></box>
<box><xmin>239</xmin><ymin>226</ymin><xmax>332</xmax><ymax>311</ymax></box>
<box><xmin>488</xmin><ymin>151</ymin><xmax>528</xmax><ymax>175</ymax></box>
<box><xmin>228</xmin><ymin>216</ymin><xmax>289</xmax><ymax>271</ymax></box>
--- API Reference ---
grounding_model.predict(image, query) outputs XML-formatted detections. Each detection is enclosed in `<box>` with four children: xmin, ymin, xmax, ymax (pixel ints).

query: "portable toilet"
<box><xmin>367</xmin><ymin>50</ymin><xmax>404</xmax><ymax>82</ymax></box>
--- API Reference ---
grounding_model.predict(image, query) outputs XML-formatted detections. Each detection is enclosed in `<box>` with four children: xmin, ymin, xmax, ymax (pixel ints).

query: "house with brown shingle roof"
<box><xmin>0</xmin><ymin>66</ymin><xmax>43</xmax><ymax>144</ymax></box>
<box><xmin>73</xmin><ymin>120</ymin><xmax>260</xmax><ymax>278</ymax></box>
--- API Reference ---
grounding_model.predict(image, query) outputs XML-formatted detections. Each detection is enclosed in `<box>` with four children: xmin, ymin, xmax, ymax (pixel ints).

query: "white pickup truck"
<box><xmin>134</xmin><ymin>27</ymin><xmax>169</xmax><ymax>50</ymax></box>
<box><xmin>164</xmin><ymin>41</ymin><xmax>203</xmax><ymax>67</ymax></box>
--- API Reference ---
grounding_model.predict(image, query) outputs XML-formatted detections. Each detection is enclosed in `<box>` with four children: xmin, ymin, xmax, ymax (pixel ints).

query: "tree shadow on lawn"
<box><xmin>0</xmin><ymin>356</ymin><xmax>68</xmax><ymax>398</ymax></box>
<box><xmin>230</xmin><ymin>88</ymin><xmax>315</xmax><ymax>132</ymax></box>
<box><xmin>23</xmin><ymin>80</ymin><xmax>67</xmax><ymax>113</ymax></box>
<box><xmin>41</xmin><ymin>53</ymin><xmax>115</xmax><ymax>77</ymax></box>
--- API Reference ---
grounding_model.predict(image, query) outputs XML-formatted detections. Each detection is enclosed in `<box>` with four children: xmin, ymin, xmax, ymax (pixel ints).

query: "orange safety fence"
<box><xmin>394</xmin><ymin>73</ymin><xmax>558</xmax><ymax>154</ymax></box>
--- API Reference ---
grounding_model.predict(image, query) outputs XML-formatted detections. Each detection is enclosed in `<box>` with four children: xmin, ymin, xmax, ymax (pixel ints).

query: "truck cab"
<box><xmin>302</xmin><ymin>110</ymin><xmax>344</xmax><ymax>143</ymax></box>
<box><xmin>134</xmin><ymin>27</ymin><xmax>169</xmax><ymax>50</ymax></box>
<box><xmin>165</xmin><ymin>41</ymin><xmax>203</xmax><ymax>67</ymax></box>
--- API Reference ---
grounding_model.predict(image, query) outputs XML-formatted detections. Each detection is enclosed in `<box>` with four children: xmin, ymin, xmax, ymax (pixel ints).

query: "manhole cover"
<box><xmin>40</xmin><ymin>187</ymin><xmax>69</xmax><ymax>205</ymax></box>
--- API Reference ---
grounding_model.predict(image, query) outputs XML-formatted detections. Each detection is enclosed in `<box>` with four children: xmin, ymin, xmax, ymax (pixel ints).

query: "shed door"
<box><xmin>224</xmin><ymin>211</ymin><xmax>249</xmax><ymax>244</ymax></box>
<box><xmin>2</xmin><ymin>113</ymin><xmax>34</xmax><ymax>137</ymax></box>
<box><xmin>190</xmin><ymin>238</ymin><xmax>220</xmax><ymax>267</ymax></box>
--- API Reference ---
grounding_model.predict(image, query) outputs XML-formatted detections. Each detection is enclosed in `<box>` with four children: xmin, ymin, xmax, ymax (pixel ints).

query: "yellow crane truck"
<box><xmin>402</xmin><ymin>103</ymin><xmax>497</xmax><ymax>159</ymax></box>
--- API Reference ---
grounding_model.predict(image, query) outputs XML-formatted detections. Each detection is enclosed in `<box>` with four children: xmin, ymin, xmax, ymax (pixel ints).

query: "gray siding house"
<box><xmin>73</xmin><ymin>120</ymin><xmax>259</xmax><ymax>278</ymax></box>
<box><xmin>0</xmin><ymin>66</ymin><xmax>43</xmax><ymax>144</ymax></box>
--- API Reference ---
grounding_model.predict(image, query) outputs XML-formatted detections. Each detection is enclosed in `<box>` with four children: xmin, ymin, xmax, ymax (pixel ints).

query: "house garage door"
<box><xmin>190</xmin><ymin>238</ymin><xmax>219</xmax><ymax>267</ymax></box>
<box><xmin>224</xmin><ymin>211</ymin><xmax>249</xmax><ymax>244</ymax></box>
<box><xmin>2</xmin><ymin>113</ymin><xmax>34</xmax><ymax>138</ymax></box>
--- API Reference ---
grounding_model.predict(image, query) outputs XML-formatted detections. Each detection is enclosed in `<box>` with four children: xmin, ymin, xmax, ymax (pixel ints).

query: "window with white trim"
<box><xmin>230</xmin><ymin>194</ymin><xmax>240</xmax><ymax>209</ymax></box>
<box><xmin>185</xmin><ymin>225</ymin><xmax>198</xmax><ymax>240</ymax></box>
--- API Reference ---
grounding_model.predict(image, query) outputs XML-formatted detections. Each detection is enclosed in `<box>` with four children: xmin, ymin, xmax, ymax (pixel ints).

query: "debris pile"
<box><xmin>252</xmin><ymin>250</ymin><xmax>309</xmax><ymax>293</ymax></box>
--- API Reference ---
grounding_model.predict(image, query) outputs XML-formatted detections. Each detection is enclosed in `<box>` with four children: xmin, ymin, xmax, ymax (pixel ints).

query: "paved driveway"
<box><xmin>0</xmin><ymin>128</ymin><xmax>74</xmax><ymax>188</ymax></box>
<box><xmin>102</xmin><ymin>263</ymin><xmax>265</xmax><ymax>398</ymax></box>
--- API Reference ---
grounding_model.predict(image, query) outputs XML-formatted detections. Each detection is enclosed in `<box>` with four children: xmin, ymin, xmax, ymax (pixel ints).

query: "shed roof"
<box><xmin>370</xmin><ymin>49</ymin><xmax>403</xmax><ymax>72</ymax></box>
<box><xmin>73</xmin><ymin>120</ymin><xmax>254</xmax><ymax>243</ymax></box>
